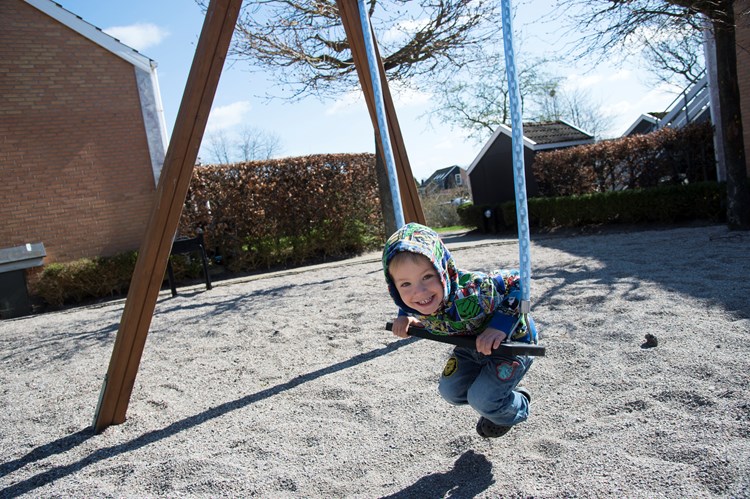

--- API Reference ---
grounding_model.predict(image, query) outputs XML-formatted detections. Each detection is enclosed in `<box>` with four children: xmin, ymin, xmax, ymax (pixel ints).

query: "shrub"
<box><xmin>459</xmin><ymin>181</ymin><xmax>732</xmax><ymax>232</ymax></box>
<box><xmin>28</xmin><ymin>153</ymin><xmax>386</xmax><ymax>308</ymax></box>
<box><xmin>179</xmin><ymin>153</ymin><xmax>384</xmax><ymax>271</ymax></box>
<box><xmin>30</xmin><ymin>252</ymin><xmax>137</xmax><ymax>307</ymax></box>
<box><xmin>421</xmin><ymin>187</ymin><xmax>470</xmax><ymax>228</ymax></box>
<box><xmin>533</xmin><ymin>122</ymin><xmax>716</xmax><ymax>197</ymax></box>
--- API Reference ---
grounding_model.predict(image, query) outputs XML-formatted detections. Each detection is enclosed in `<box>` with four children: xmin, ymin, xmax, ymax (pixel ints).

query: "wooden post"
<box><xmin>336</xmin><ymin>0</ymin><xmax>426</xmax><ymax>225</ymax></box>
<box><xmin>93</xmin><ymin>0</ymin><xmax>243</xmax><ymax>433</ymax></box>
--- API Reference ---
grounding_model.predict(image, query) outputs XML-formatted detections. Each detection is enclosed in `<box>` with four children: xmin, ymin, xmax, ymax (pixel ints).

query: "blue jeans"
<box><xmin>438</xmin><ymin>346</ymin><xmax>533</xmax><ymax>426</ymax></box>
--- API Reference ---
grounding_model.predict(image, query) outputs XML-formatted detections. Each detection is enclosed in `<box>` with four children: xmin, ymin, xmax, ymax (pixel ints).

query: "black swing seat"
<box><xmin>385</xmin><ymin>322</ymin><xmax>545</xmax><ymax>356</ymax></box>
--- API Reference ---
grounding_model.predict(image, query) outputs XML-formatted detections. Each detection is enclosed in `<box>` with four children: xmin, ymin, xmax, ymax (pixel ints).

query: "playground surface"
<box><xmin>1</xmin><ymin>224</ymin><xmax>749</xmax><ymax>498</ymax></box>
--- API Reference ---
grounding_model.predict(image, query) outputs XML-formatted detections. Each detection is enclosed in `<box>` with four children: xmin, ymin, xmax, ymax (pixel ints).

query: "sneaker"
<box><xmin>476</xmin><ymin>417</ymin><xmax>512</xmax><ymax>438</ymax></box>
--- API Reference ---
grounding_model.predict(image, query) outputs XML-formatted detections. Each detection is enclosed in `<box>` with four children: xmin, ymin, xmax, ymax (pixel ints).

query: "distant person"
<box><xmin>382</xmin><ymin>223</ymin><xmax>537</xmax><ymax>438</ymax></box>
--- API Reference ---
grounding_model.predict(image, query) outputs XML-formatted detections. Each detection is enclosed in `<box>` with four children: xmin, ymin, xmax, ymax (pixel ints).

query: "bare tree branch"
<box><xmin>196</xmin><ymin>0</ymin><xmax>500</xmax><ymax>100</ymax></box>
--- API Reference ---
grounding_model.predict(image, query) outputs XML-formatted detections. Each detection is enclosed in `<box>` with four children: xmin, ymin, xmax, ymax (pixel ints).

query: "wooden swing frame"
<box><xmin>93</xmin><ymin>0</ymin><xmax>425</xmax><ymax>433</ymax></box>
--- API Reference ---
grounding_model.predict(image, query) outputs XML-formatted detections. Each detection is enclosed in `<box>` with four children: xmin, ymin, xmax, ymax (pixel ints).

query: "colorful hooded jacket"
<box><xmin>382</xmin><ymin>223</ymin><xmax>535</xmax><ymax>342</ymax></box>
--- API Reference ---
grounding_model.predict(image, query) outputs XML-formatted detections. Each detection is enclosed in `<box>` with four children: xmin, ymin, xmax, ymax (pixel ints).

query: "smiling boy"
<box><xmin>382</xmin><ymin>223</ymin><xmax>536</xmax><ymax>438</ymax></box>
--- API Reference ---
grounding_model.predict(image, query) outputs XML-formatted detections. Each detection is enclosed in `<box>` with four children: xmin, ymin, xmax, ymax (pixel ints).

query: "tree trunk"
<box><xmin>703</xmin><ymin>23</ymin><xmax>726</xmax><ymax>181</ymax></box>
<box><xmin>713</xmin><ymin>2</ymin><xmax>750</xmax><ymax>229</ymax></box>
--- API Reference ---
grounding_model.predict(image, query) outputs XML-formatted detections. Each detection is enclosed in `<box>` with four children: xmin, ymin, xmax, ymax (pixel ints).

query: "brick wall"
<box><xmin>0</xmin><ymin>0</ymin><xmax>156</xmax><ymax>264</ymax></box>
<box><xmin>736</xmin><ymin>1</ymin><xmax>750</xmax><ymax>175</ymax></box>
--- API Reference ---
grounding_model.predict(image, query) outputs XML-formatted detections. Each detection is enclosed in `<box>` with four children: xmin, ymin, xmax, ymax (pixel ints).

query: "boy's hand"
<box><xmin>391</xmin><ymin>316</ymin><xmax>423</xmax><ymax>338</ymax></box>
<box><xmin>476</xmin><ymin>327</ymin><xmax>507</xmax><ymax>355</ymax></box>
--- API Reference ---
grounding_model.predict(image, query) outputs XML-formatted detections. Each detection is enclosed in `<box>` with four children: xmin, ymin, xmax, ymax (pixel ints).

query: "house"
<box><xmin>623</xmin><ymin>73</ymin><xmax>710</xmax><ymax>136</ymax></box>
<box><xmin>420</xmin><ymin>165</ymin><xmax>468</xmax><ymax>195</ymax></box>
<box><xmin>0</xmin><ymin>0</ymin><xmax>168</xmax><ymax>264</ymax></box>
<box><xmin>623</xmin><ymin>112</ymin><xmax>666</xmax><ymax>136</ymax></box>
<box><xmin>467</xmin><ymin>120</ymin><xmax>595</xmax><ymax>206</ymax></box>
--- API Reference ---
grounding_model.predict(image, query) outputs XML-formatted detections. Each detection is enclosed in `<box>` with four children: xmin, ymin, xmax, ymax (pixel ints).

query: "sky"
<box><xmin>55</xmin><ymin>0</ymin><xmax>686</xmax><ymax>182</ymax></box>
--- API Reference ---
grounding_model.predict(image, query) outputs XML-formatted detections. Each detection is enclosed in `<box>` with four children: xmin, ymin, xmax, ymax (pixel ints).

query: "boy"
<box><xmin>382</xmin><ymin>223</ymin><xmax>537</xmax><ymax>438</ymax></box>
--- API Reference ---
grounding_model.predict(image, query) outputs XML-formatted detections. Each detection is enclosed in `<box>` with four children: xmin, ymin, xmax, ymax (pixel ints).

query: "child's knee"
<box><xmin>438</xmin><ymin>379</ymin><xmax>467</xmax><ymax>405</ymax></box>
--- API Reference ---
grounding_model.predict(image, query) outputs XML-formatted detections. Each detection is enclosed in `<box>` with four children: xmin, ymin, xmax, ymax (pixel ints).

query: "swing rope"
<box><xmin>364</xmin><ymin>0</ymin><xmax>537</xmax><ymax>346</ymax></box>
<box><xmin>357</xmin><ymin>0</ymin><xmax>405</xmax><ymax>229</ymax></box>
<box><xmin>501</xmin><ymin>0</ymin><xmax>532</xmax><ymax>316</ymax></box>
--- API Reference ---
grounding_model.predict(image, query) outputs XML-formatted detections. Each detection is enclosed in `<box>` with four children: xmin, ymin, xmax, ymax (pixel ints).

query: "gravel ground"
<box><xmin>1</xmin><ymin>224</ymin><xmax>749</xmax><ymax>498</ymax></box>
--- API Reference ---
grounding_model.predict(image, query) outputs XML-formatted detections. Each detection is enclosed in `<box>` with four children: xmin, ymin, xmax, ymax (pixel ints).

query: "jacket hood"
<box><xmin>382</xmin><ymin>223</ymin><xmax>458</xmax><ymax>315</ymax></box>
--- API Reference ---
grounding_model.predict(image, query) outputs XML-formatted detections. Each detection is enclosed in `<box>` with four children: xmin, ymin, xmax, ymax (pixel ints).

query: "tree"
<box><xmin>203</xmin><ymin>127</ymin><xmax>284</xmax><ymax>164</ymax></box>
<box><xmin>237</xmin><ymin>126</ymin><xmax>284</xmax><ymax>161</ymax></box>
<box><xmin>430</xmin><ymin>52</ymin><xmax>561</xmax><ymax>142</ymax></box>
<box><xmin>431</xmin><ymin>50</ymin><xmax>611</xmax><ymax>142</ymax></box>
<box><xmin>641</xmin><ymin>23</ymin><xmax>705</xmax><ymax>87</ymax></box>
<box><xmin>205</xmin><ymin>129</ymin><xmax>232</xmax><ymax>164</ymax></box>
<box><xmin>205</xmin><ymin>0</ymin><xmax>500</xmax><ymax>99</ymax></box>
<box><xmin>195</xmin><ymin>0</ymin><xmax>501</xmax><ymax>229</ymax></box>
<box><xmin>536</xmin><ymin>86</ymin><xmax>612</xmax><ymax>139</ymax></box>
<box><xmin>560</xmin><ymin>0</ymin><xmax>750</xmax><ymax>229</ymax></box>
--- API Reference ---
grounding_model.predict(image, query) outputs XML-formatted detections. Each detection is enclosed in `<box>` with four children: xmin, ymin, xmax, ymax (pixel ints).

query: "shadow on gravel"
<box><xmin>0</xmin><ymin>338</ymin><xmax>418</xmax><ymax>498</ymax></box>
<box><xmin>530</xmin><ymin>226</ymin><xmax>750</xmax><ymax>319</ymax></box>
<box><xmin>381</xmin><ymin>450</ymin><xmax>495</xmax><ymax>499</ymax></box>
<box><xmin>447</xmin><ymin>225</ymin><xmax>749</xmax><ymax>320</ymax></box>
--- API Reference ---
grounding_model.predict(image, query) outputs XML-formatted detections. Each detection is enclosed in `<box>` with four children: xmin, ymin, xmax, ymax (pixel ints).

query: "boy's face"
<box><xmin>389</xmin><ymin>254</ymin><xmax>443</xmax><ymax>315</ymax></box>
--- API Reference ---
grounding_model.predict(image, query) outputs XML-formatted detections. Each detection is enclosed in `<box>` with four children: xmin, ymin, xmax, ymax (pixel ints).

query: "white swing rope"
<box><xmin>357</xmin><ymin>0</ymin><xmax>405</xmax><ymax>229</ymax></box>
<box><xmin>501</xmin><ymin>0</ymin><xmax>533</xmax><ymax>334</ymax></box>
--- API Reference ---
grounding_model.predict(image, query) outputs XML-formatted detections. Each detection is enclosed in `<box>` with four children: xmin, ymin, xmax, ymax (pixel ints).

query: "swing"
<box><xmin>94</xmin><ymin>0</ymin><xmax>539</xmax><ymax>434</ymax></box>
<box><xmin>364</xmin><ymin>0</ymin><xmax>545</xmax><ymax>357</ymax></box>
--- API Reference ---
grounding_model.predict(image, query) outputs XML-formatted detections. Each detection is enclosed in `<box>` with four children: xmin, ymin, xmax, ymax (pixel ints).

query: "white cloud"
<box><xmin>324</xmin><ymin>83</ymin><xmax>431</xmax><ymax>117</ymax></box>
<box><xmin>602</xmin><ymin>81</ymin><xmax>682</xmax><ymax>136</ymax></box>
<box><xmin>325</xmin><ymin>90</ymin><xmax>364</xmax><ymax>115</ymax></box>
<box><xmin>206</xmin><ymin>101</ymin><xmax>253</xmax><ymax>132</ymax></box>
<box><xmin>563</xmin><ymin>72</ymin><xmax>603</xmax><ymax>91</ymax></box>
<box><xmin>607</xmin><ymin>69</ymin><xmax>632</xmax><ymax>82</ymax></box>
<box><xmin>103</xmin><ymin>23</ymin><xmax>169</xmax><ymax>51</ymax></box>
<box><xmin>392</xmin><ymin>83</ymin><xmax>432</xmax><ymax>108</ymax></box>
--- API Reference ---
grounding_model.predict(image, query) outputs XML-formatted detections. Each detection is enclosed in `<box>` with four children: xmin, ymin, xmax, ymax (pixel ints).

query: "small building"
<box><xmin>622</xmin><ymin>112</ymin><xmax>666</xmax><ymax>136</ymax></box>
<box><xmin>0</xmin><ymin>0</ymin><xmax>168</xmax><ymax>264</ymax></box>
<box><xmin>420</xmin><ymin>165</ymin><xmax>468</xmax><ymax>195</ymax></box>
<box><xmin>467</xmin><ymin>120</ymin><xmax>594</xmax><ymax>206</ymax></box>
<box><xmin>623</xmin><ymin>73</ymin><xmax>710</xmax><ymax>137</ymax></box>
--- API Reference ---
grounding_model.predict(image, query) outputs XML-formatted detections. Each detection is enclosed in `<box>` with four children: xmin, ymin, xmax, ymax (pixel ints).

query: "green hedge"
<box><xmin>462</xmin><ymin>182</ymin><xmax>732</xmax><ymax>233</ymax></box>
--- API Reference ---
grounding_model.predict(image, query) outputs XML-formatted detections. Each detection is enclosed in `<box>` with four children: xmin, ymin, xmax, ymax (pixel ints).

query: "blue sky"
<box><xmin>57</xmin><ymin>0</ymin><xmax>682</xmax><ymax>182</ymax></box>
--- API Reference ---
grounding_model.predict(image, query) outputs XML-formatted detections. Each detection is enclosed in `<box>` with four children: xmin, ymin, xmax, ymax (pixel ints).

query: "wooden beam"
<box><xmin>336</xmin><ymin>0</ymin><xmax>426</xmax><ymax>225</ymax></box>
<box><xmin>93</xmin><ymin>0</ymin><xmax>243</xmax><ymax>433</ymax></box>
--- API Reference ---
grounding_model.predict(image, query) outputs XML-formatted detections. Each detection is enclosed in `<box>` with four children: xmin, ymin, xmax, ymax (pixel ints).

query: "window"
<box><xmin>454</xmin><ymin>173</ymin><xmax>462</xmax><ymax>186</ymax></box>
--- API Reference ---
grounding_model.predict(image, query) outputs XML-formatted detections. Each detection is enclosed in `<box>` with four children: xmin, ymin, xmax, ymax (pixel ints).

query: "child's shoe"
<box><xmin>476</xmin><ymin>388</ymin><xmax>532</xmax><ymax>438</ymax></box>
<box><xmin>476</xmin><ymin>417</ymin><xmax>512</xmax><ymax>438</ymax></box>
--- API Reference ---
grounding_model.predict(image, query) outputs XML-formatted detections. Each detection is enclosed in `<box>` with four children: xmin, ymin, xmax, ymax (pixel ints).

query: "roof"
<box><xmin>24</xmin><ymin>0</ymin><xmax>156</xmax><ymax>72</ymax></box>
<box><xmin>623</xmin><ymin>113</ymin><xmax>659</xmax><ymax>136</ymax></box>
<box><xmin>467</xmin><ymin>120</ymin><xmax>595</xmax><ymax>175</ymax></box>
<box><xmin>522</xmin><ymin>121</ymin><xmax>593</xmax><ymax>145</ymax></box>
<box><xmin>424</xmin><ymin>165</ymin><xmax>462</xmax><ymax>185</ymax></box>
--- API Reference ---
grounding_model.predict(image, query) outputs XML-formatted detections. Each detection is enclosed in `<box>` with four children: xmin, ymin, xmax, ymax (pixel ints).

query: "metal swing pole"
<box><xmin>356</xmin><ymin>0</ymin><xmax>405</xmax><ymax>229</ymax></box>
<box><xmin>501</xmin><ymin>0</ymin><xmax>532</xmax><ymax>315</ymax></box>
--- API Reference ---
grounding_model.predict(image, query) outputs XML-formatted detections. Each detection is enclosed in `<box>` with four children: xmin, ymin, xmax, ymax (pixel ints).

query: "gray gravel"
<box><xmin>1</xmin><ymin>224</ymin><xmax>749</xmax><ymax>498</ymax></box>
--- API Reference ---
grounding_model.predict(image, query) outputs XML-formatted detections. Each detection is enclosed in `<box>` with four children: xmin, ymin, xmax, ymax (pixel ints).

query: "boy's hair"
<box><xmin>389</xmin><ymin>250</ymin><xmax>429</xmax><ymax>268</ymax></box>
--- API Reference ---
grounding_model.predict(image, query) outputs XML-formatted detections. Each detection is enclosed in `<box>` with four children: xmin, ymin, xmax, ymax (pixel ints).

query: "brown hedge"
<box><xmin>532</xmin><ymin>122</ymin><xmax>716</xmax><ymax>197</ymax></box>
<box><xmin>177</xmin><ymin>153</ymin><xmax>385</xmax><ymax>271</ymax></box>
